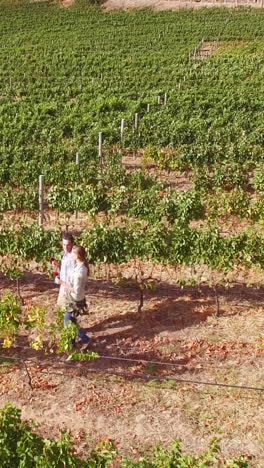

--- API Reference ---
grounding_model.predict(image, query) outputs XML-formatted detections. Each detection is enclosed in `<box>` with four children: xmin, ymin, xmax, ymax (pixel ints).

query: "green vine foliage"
<box><xmin>25</xmin><ymin>305</ymin><xmax>47</xmax><ymax>350</ymax></box>
<box><xmin>57</xmin><ymin>321</ymin><xmax>79</xmax><ymax>354</ymax></box>
<box><xmin>0</xmin><ymin>292</ymin><xmax>98</xmax><ymax>360</ymax></box>
<box><xmin>0</xmin><ymin>254</ymin><xmax>25</xmax><ymax>280</ymax></box>
<box><xmin>83</xmin><ymin>221</ymin><xmax>264</xmax><ymax>271</ymax></box>
<box><xmin>2</xmin><ymin>220</ymin><xmax>264</xmax><ymax>280</ymax></box>
<box><xmin>0</xmin><ymin>404</ymin><xmax>250</xmax><ymax>467</ymax></box>
<box><xmin>0</xmin><ymin>186</ymin><xmax>38</xmax><ymax>212</ymax></box>
<box><xmin>1</xmin><ymin>161</ymin><xmax>263</xmax><ymax>226</ymax></box>
<box><xmin>0</xmin><ymin>404</ymin><xmax>82</xmax><ymax>468</ymax></box>
<box><xmin>1</xmin><ymin>4</ymin><xmax>264</xmax><ymax>184</ymax></box>
<box><xmin>0</xmin><ymin>225</ymin><xmax>61</xmax><ymax>263</ymax></box>
<box><xmin>193</xmin><ymin>162</ymin><xmax>250</xmax><ymax>192</ymax></box>
<box><xmin>0</xmin><ymin>291</ymin><xmax>23</xmax><ymax>348</ymax></box>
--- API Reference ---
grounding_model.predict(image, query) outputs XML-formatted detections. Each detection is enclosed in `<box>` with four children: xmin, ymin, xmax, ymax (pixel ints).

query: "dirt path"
<box><xmin>1</xmin><ymin>269</ymin><xmax>264</xmax><ymax>463</ymax></box>
<box><xmin>36</xmin><ymin>0</ymin><xmax>264</xmax><ymax>11</ymax></box>
<box><xmin>59</xmin><ymin>0</ymin><xmax>75</xmax><ymax>7</ymax></box>
<box><xmin>103</xmin><ymin>0</ymin><xmax>264</xmax><ymax>11</ymax></box>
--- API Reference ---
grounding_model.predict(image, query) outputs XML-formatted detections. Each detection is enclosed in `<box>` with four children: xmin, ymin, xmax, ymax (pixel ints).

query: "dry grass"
<box><xmin>1</xmin><ymin>266</ymin><xmax>264</xmax><ymax>463</ymax></box>
<box><xmin>103</xmin><ymin>0</ymin><xmax>264</xmax><ymax>12</ymax></box>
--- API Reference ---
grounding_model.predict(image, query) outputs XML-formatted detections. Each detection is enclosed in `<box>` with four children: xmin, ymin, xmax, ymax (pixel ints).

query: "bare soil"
<box><xmin>194</xmin><ymin>41</ymin><xmax>220</xmax><ymax>59</ymax></box>
<box><xmin>4</xmin><ymin>2</ymin><xmax>264</xmax><ymax>463</ymax></box>
<box><xmin>103</xmin><ymin>0</ymin><xmax>264</xmax><ymax>12</ymax></box>
<box><xmin>59</xmin><ymin>0</ymin><xmax>75</xmax><ymax>7</ymax></box>
<box><xmin>1</xmin><ymin>265</ymin><xmax>264</xmax><ymax>464</ymax></box>
<box><xmin>36</xmin><ymin>0</ymin><xmax>264</xmax><ymax>11</ymax></box>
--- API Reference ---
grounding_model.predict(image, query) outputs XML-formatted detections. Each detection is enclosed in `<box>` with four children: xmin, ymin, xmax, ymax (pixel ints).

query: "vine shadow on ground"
<box><xmin>1</xmin><ymin>274</ymin><xmax>264</xmax><ymax>377</ymax></box>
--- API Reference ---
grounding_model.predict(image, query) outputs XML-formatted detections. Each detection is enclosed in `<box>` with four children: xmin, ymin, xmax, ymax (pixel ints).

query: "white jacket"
<box><xmin>60</xmin><ymin>252</ymin><xmax>75</xmax><ymax>295</ymax></box>
<box><xmin>70</xmin><ymin>262</ymin><xmax>88</xmax><ymax>301</ymax></box>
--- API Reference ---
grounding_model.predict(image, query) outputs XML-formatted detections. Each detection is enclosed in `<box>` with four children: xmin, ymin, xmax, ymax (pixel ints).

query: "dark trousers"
<box><xmin>64</xmin><ymin>312</ymin><xmax>90</xmax><ymax>344</ymax></box>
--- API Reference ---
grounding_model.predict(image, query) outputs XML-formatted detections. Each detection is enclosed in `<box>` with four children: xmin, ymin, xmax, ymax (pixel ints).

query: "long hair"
<box><xmin>72</xmin><ymin>245</ymin><xmax>89</xmax><ymax>276</ymax></box>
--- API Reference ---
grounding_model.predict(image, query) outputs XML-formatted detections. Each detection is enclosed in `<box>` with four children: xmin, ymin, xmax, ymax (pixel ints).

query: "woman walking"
<box><xmin>55</xmin><ymin>245</ymin><xmax>90</xmax><ymax>352</ymax></box>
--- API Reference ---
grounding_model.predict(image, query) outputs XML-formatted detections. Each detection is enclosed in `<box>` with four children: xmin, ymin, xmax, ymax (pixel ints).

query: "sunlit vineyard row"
<box><xmin>1</xmin><ymin>1</ymin><xmax>264</xmax><ymax>278</ymax></box>
<box><xmin>1</xmin><ymin>2</ymin><xmax>264</xmax><ymax>180</ymax></box>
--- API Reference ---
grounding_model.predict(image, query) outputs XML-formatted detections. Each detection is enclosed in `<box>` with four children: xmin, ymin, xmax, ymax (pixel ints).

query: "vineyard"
<box><xmin>1</xmin><ymin>0</ymin><xmax>264</xmax><ymax>465</ymax></box>
<box><xmin>0</xmin><ymin>403</ymin><xmax>250</xmax><ymax>466</ymax></box>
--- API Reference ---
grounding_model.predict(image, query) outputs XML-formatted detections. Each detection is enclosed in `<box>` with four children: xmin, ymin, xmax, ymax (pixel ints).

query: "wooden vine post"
<box><xmin>75</xmin><ymin>152</ymin><xmax>80</xmax><ymax>219</ymax></box>
<box><xmin>134</xmin><ymin>113</ymin><xmax>139</xmax><ymax>131</ymax></box>
<box><xmin>98</xmin><ymin>132</ymin><xmax>103</xmax><ymax>169</ymax></box>
<box><xmin>121</xmin><ymin>118</ymin><xmax>125</xmax><ymax>141</ymax></box>
<box><xmin>38</xmin><ymin>174</ymin><xmax>44</xmax><ymax>226</ymax></box>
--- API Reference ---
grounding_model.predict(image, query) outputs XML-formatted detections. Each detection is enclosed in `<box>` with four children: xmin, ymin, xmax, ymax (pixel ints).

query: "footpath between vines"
<box><xmin>1</xmin><ymin>265</ymin><xmax>264</xmax><ymax>463</ymax></box>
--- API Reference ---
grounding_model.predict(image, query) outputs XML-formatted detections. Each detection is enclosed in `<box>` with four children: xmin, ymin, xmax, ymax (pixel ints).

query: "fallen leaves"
<box><xmin>181</xmin><ymin>339</ymin><xmax>259</xmax><ymax>363</ymax></box>
<box><xmin>32</xmin><ymin>376</ymin><xmax>59</xmax><ymax>391</ymax></box>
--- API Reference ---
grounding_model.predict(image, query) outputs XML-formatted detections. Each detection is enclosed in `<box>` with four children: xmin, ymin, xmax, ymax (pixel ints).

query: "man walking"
<box><xmin>53</xmin><ymin>233</ymin><xmax>75</xmax><ymax>307</ymax></box>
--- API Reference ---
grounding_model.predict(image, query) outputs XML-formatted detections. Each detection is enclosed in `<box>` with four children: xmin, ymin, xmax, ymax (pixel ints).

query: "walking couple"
<box><xmin>52</xmin><ymin>233</ymin><xmax>90</xmax><ymax>352</ymax></box>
